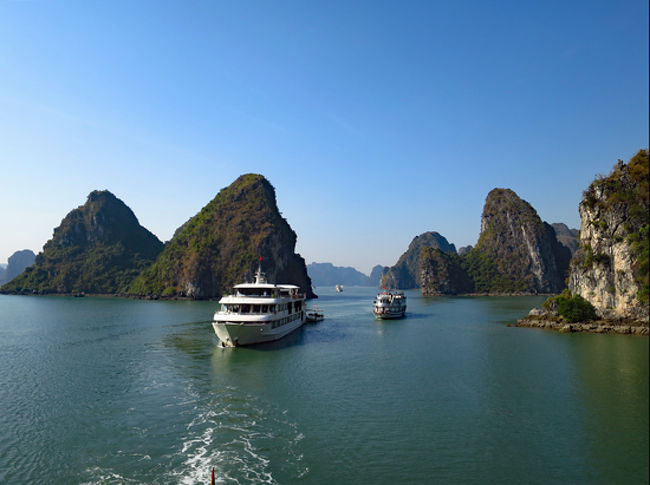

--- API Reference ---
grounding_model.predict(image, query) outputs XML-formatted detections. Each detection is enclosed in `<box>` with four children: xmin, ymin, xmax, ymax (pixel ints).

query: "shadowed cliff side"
<box><xmin>551</xmin><ymin>223</ymin><xmax>579</xmax><ymax>256</ymax></box>
<box><xmin>380</xmin><ymin>232</ymin><xmax>456</xmax><ymax>289</ymax></box>
<box><xmin>129</xmin><ymin>174</ymin><xmax>314</xmax><ymax>299</ymax></box>
<box><xmin>420</xmin><ymin>248</ymin><xmax>473</xmax><ymax>295</ymax></box>
<box><xmin>463</xmin><ymin>188</ymin><xmax>571</xmax><ymax>294</ymax></box>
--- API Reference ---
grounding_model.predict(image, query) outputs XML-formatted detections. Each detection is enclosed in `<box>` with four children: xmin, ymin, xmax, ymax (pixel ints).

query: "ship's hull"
<box><xmin>373</xmin><ymin>309</ymin><xmax>406</xmax><ymax>320</ymax></box>
<box><xmin>212</xmin><ymin>314</ymin><xmax>304</xmax><ymax>347</ymax></box>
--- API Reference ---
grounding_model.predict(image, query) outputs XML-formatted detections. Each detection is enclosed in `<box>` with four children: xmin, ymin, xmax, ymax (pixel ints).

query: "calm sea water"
<box><xmin>0</xmin><ymin>287</ymin><xmax>647</xmax><ymax>484</ymax></box>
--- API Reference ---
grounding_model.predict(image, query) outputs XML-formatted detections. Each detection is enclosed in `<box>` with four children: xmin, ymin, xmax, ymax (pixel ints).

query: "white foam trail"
<box><xmin>170</xmin><ymin>389</ymin><xmax>308</xmax><ymax>484</ymax></box>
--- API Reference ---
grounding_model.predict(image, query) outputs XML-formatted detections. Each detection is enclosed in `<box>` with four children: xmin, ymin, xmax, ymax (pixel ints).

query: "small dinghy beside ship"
<box><xmin>373</xmin><ymin>290</ymin><xmax>407</xmax><ymax>319</ymax></box>
<box><xmin>212</xmin><ymin>259</ymin><xmax>306</xmax><ymax>347</ymax></box>
<box><xmin>305</xmin><ymin>306</ymin><xmax>324</xmax><ymax>323</ymax></box>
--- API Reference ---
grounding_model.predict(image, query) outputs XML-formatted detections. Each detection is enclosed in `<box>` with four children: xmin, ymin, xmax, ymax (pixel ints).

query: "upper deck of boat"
<box><xmin>219</xmin><ymin>262</ymin><xmax>304</xmax><ymax>303</ymax></box>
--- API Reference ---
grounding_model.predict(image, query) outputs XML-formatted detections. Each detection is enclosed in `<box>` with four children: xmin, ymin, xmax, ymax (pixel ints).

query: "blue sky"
<box><xmin>1</xmin><ymin>1</ymin><xmax>648</xmax><ymax>275</ymax></box>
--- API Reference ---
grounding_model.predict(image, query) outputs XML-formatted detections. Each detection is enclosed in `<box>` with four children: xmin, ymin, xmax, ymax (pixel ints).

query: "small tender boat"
<box><xmin>305</xmin><ymin>306</ymin><xmax>324</xmax><ymax>323</ymax></box>
<box><xmin>373</xmin><ymin>290</ymin><xmax>407</xmax><ymax>319</ymax></box>
<box><xmin>212</xmin><ymin>259</ymin><xmax>306</xmax><ymax>347</ymax></box>
<box><xmin>335</xmin><ymin>284</ymin><xmax>343</xmax><ymax>292</ymax></box>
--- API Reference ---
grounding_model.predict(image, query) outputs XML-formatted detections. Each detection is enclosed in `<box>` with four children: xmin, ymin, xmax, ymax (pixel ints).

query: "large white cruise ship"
<box><xmin>212</xmin><ymin>260</ymin><xmax>306</xmax><ymax>347</ymax></box>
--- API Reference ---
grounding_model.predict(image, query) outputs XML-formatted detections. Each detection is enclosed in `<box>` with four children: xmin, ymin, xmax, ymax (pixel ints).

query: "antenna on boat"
<box><xmin>254</xmin><ymin>256</ymin><xmax>267</xmax><ymax>284</ymax></box>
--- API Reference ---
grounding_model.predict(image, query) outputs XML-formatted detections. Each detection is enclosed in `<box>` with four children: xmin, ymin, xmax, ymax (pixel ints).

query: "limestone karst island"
<box><xmin>0</xmin><ymin>151</ymin><xmax>648</xmax><ymax>336</ymax></box>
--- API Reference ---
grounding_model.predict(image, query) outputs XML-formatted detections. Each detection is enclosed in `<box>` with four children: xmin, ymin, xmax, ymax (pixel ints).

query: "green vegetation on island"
<box><xmin>521</xmin><ymin>150</ymin><xmax>649</xmax><ymax>330</ymax></box>
<box><xmin>380</xmin><ymin>232</ymin><xmax>456</xmax><ymax>289</ymax></box>
<box><xmin>576</xmin><ymin>149</ymin><xmax>648</xmax><ymax>304</ymax></box>
<box><xmin>386</xmin><ymin>188</ymin><xmax>570</xmax><ymax>295</ymax></box>
<box><xmin>420</xmin><ymin>247</ymin><xmax>473</xmax><ymax>295</ymax></box>
<box><xmin>542</xmin><ymin>289</ymin><xmax>598</xmax><ymax>323</ymax></box>
<box><xmin>128</xmin><ymin>174</ymin><xmax>314</xmax><ymax>299</ymax></box>
<box><xmin>1</xmin><ymin>191</ymin><xmax>163</xmax><ymax>295</ymax></box>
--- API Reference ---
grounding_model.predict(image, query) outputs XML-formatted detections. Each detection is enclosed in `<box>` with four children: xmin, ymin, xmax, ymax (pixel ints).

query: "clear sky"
<box><xmin>1</xmin><ymin>1</ymin><xmax>648</xmax><ymax>275</ymax></box>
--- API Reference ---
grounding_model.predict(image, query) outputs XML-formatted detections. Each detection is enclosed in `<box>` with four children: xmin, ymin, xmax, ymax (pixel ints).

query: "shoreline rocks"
<box><xmin>517</xmin><ymin>314</ymin><xmax>649</xmax><ymax>335</ymax></box>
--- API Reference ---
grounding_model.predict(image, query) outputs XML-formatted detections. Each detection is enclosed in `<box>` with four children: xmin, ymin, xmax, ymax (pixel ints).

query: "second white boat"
<box><xmin>372</xmin><ymin>290</ymin><xmax>407</xmax><ymax>319</ymax></box>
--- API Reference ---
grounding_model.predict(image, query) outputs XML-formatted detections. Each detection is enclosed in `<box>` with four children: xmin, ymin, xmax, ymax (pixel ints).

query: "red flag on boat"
<box><xmin>210</xmin><ymin>467</ymin><xmax>215</xmax><ymax>485</ymax></box>
<box><xmin>259</xmin><ymin>256</ymin><xmax>262</xmax><ymax>261</ymax></box>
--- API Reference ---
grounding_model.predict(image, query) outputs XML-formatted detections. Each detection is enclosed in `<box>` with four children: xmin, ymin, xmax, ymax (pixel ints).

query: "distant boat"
<box><xmin>305</xmin><ymin>306</ymin><xmax>324</xmax><ymax>323</ymax></box>
<box><xmin>212</xmin><ymin>259</ymin><xmax>306</xmax><ymax>347</ymax></box>
<box><xmin>372</xmin><ymin>290</ymin><xmax>406</xmax><ymax>319</ymax></box>
<box><xmin>335</xmin><ymin>284</ymin><xmax>343</xmax><ymax>292</ymax></box>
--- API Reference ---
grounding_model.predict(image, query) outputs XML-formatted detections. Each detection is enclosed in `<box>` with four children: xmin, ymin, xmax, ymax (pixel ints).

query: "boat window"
<box><xmin>261</xmin><ymin>305</ymin><xmax>268</xmax><ymax>313</ymax></box>
<box><xmin>241</xmin><ymin>304</ymin><xmax>250</xmax><ymax>314</ymax></box>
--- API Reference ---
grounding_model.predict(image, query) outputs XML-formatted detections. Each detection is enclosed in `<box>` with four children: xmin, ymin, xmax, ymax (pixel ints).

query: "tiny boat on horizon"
<box><xmin>335</xmin><ymin>284</ymin><xmax>343</xmax><ymax>292</ymax></box>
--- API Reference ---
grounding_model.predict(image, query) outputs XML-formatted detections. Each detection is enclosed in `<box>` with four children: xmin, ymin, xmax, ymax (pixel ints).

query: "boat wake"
<box><xmin>168</xmin><ymin>386</ymin><xmax>308</xmax><ymax>484</ymax></box>
<box><xmin>78</xmin><ymin>384</ymin><xmax>308</xmax><ymax>484</ymax></box>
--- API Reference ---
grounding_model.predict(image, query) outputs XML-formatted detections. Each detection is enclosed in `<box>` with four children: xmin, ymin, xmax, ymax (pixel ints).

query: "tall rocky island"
<box><xmin>462</xmin><ymin>188</ymin><xmax>571</xmax><ymax>294</ymax></box>
<box><xmin>380</xmin><ymin>232</ymin><xmax>456</xmax><ymax>289</ymax></box>
<box><xmin>568</xmin><ymin>150</ymin><xmax>648</xmax><ymax>320</ymax></box>
<box><xmin>129</xmin><ymin>174</ymin><xmax>314</xmax><ymax>299</ymax></box>
<box><xmin>519</xmin><ymin>150</ymin><xmax>648</xmax><ymax>333</ymax></box>
<box><xmin>0</xmin><ymin>191</ymin><xmax>164</xmax><ymax>294</ymax></box>
<box><xmin>382</xmin><ymin>190</ymin><xmax>570</xmax><ymax>295</ymax></box>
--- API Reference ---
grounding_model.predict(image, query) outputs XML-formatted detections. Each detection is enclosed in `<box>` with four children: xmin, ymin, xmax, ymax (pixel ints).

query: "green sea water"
<box><xmin>0</xmin><ymin>288</ymin><xmax>647</xmax><ymax>484</ymax></box>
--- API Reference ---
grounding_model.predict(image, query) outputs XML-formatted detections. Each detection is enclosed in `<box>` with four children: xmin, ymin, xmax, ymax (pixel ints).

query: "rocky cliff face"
<box><xmin>380</xmin><ymin>232</ymin><xmax>456</xmax><ymax>289</ymax></box>
<box><xmin>568</xmin><ymin>150</ymin><xmax>649</xmax><ymax>321</ymax></box>
<box><xmin>0</xmin><ymin>249</ymin><xmax>36</xmax><ymax>285</ymax></box>
<box><xmin>551</xmin><ymin>223</ymin><xmax>579</xmax><ymax>256</ymax></box>
<box><xmin>467</xmin><ymin>188</ymin><xmax>570</xmax><ymax>293</ymax></box>
<box><xmin>420</xmin><ymin>248</ymin><xmax>473</xmax><ymax>295</ymax></box>
<box><xmin>1</xmin><ymin>191</ymin><xmax>163</xmax><ymax>294</ymax></box>
<box><xmin>129</xmin><ymin>174</ymin><xmax>314</xmax><ymax>299</ymax></box>
<box><xmin>369</xmin><ymin>264</ymin><xmax>388</xmax><ymax>287</ymax></box>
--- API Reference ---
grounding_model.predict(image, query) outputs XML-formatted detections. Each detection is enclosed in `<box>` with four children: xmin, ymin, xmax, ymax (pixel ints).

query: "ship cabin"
<box><xmin>220</xmin><ymin>284</ymin><xmax>304</xmax><ymax>316</ymax></box>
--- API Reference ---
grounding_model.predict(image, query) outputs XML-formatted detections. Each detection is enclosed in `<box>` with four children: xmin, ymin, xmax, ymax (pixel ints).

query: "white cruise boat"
<box><xmin>212</xmin><ymin>261</ymin><xmax>306</xmax><ymax>347</ymax></box>
<box><xmin>372</xmin><ymin>290</ymin><xmax>407</xmax><ymax>319</ymax></box>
